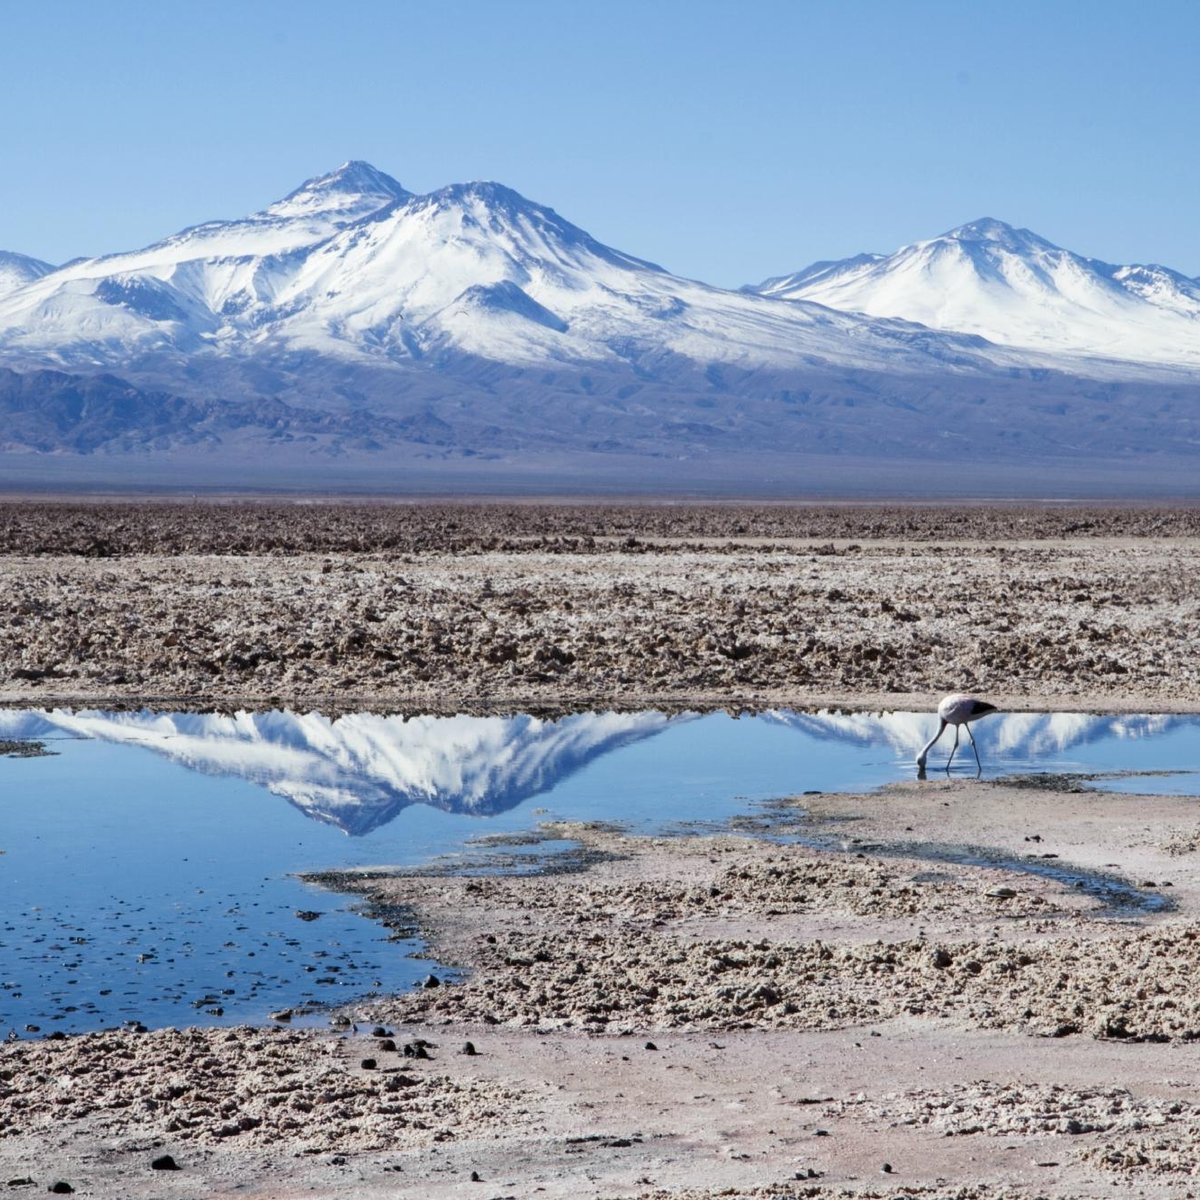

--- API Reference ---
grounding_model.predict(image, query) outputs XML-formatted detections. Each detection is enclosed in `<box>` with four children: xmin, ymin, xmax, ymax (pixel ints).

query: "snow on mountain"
<box><xmin>750</xmin><ymin>218</ymin><xmax>1200</xmax><ymax>368</ymax></box>
<box><xmin>0</xmin><ymin>169</ymin><xmax>1048</xmax><ymax>382</ymax></box>
<box><xmin>0</xmin><ymin>708</ymin><xmax>687</xmax><ymax>836</ymax></box>
<box><xmin>0</xmin><ymin>162</ymin><xmax>410</xmax><ymax>365</ymax></box>
<box><xmin>0</xmin><ymin>250</ymin><xmax>54</xmax><ymax>298</ymax></box>
<box><xmin>2</xmin><ymin>170</ymin><xmax>1200</xmax><ymax>480</ymax></box>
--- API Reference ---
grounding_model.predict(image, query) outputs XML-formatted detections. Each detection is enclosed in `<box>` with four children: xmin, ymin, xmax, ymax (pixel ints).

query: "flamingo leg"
<box><xmin>967</xmin><ymin>723</ymin><xmax>982</xmax><ymax>773</ymax></box>
<box><xmin>946</xmin><ymin>725</ymin><xmax>960</xmax><ymax>771</ymax></box>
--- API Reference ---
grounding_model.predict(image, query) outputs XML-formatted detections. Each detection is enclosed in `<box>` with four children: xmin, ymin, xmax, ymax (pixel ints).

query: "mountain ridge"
<box><xmin>750</xmin><ymin>217</ymin><xmax>1200</xmax><ymax>366</ymax></box>
<box><xmin>1</xmin><ymin>168</ymin><xmax>1199</xmax><ymax>492</ymax></box>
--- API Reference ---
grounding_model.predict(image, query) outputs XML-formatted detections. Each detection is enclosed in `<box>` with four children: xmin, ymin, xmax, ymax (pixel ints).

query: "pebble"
<box><xmin>150</xmin><ymin>1154</ymin><xmax>180</xmax><ymax>1171</ymax></box>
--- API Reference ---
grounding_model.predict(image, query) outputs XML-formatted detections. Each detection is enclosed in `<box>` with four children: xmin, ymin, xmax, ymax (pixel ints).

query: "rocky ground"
<box><xmin>1</xmin><ymin>500</ymin><xmax>1199</xmax><ymax>711</ymax></box>
<box><xmin>4</xmin><ymin>501</ymin><xmax>1200</xmax><ymax>1198</ymax></box>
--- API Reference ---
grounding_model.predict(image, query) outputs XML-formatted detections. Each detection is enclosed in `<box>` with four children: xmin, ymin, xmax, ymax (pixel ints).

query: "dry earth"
<box><xmin>3</xmin><ymin>502</ymin><xmax>1200</xmax><ymax>1198</ymax></box>
<box><xmin>0</xmin><ymin>500</ymin><xmax>1198</xmax><ymax>711</ymax></box>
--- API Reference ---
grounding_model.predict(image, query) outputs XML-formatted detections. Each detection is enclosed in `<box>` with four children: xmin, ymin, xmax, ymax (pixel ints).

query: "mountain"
<box><xmin>1</xmin><ymin>172</ymin><xmax>1200</xmax><ymax>493</ymax></box>
<box><xmin>0</xmin><ymin>170</ymin><xmax>1035</xmax><ymax>381</ymax></box>
<box><xmin>0</xmin><ymin>250</ymin><xmax>54</xmax><ymax>298</ymax></box>
<box><xmin>749</xmin><ymin>218</ymin><xmax>1200</xmax><ymax>368</ymax></box>
<box><xmin>0</xmin><ymin>708</ymin><xmax>687</xmax><ymax>835</ymax></box>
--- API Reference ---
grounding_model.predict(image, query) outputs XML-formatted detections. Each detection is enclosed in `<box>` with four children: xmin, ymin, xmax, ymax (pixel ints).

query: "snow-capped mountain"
<box><xmin>0</xmin><ymin>250</ymin><xmax>54</xmax><ymax>298</ymax></box>
<box><xmin>750</xmin><ymin>218</ymin><xmax>1200</xmax><ymax>367</ymax></box>
<box><xmin>0</xmin><ymin>708</ymin><xmax>687</xmax><ymax>836</ymax></box>
<box><xmin>1</xmin><ymin>167</ymin><xmax>1200</xmax><ymax>489</ymax></box>
<box><xmin>0</xmin><ymin>166</ymin><xmax>1040</xmax><ymax>383</ymax></box>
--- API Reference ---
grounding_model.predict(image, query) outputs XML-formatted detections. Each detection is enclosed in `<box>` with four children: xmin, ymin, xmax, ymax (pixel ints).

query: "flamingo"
<box><xmin>916</xmin><ymin>693</ymin><xmax>998</xmax><ymax>775</ymax></box>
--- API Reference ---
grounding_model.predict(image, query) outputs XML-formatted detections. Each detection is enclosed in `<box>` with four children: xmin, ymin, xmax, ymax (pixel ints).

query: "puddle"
<box><xmin>1</xmin><ymin>706</ymin><xmax>1197</xmax><ymax>1034</ymax></box>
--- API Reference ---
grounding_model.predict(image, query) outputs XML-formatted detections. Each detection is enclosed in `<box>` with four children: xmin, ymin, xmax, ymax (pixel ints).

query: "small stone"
<box><xmin>644</xmin><ymin>1041</ymin><xmax>658</xmax><ymax>1051</ymax></box>
<box><xmin>461</xmin><ymin>1041</ymin><xmax>477</xmax><ymax>1056</ymax></box>
<box><xmin>378</xmin><ymin>1038</ymin><xmax>397</xmax><ymax>1052</ymax></box>
<box><xmin>372</xmin><ymin>1026</ymin><xmax>389</xmax><ymax>1037</ymax></box>
<box><xmin>361</xmin><ymin>1058</ymin><xmax>377</xmax><ymax>1070</ymax></box>
<box><xmin>422</xmin><ymin>974</ymin><xmax>441</xmax><ymax>988</ymax></box>
<box><xmin>47</xmin><ymin>1185</ymin><xmax>73</xmax><ymax>1195</ymax></box>
<box><xmin>470</xmin><ymin>1171</ymin><xmax>481</xmax><ymax>1182</ymax></box>
<box><xmin>931</xmin><ymin>948</ymin><xmax>953</xmax><ymax>969</ymax></box>
<box><xmin>295</xmin><ymin>910</ymin><xmax>322</xmax><ymax>922</ymax></box>
<box><xmin>270</xmin><ymin>1009</ymin><xmax>293</xmax><ymax>1022</ymax></box>
<box><xmin>150</xmin><ymin>1154</ymin><xmax>180</xmax><ymax>1171</ymax></box>
<box><xmin>882</xmin><ymin>1162</ymin><xmax>893</xmax><ymax>1174</ymax></box>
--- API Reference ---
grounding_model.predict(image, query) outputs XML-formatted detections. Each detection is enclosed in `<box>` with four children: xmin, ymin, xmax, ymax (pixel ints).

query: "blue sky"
<box><xmin>2</xmin><ymin>0</ymin><xmax>1197</xmax><ymax>286</ymax></box>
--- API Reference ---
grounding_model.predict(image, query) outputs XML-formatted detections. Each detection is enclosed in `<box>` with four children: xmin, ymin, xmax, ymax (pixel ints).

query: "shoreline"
<box><xmin>7</xmin><ymin>774</ymin><xmax>1200</xmax><ymax>1196</ymax></box>
<box><xmin>4</xmin><ymin>502</ymin><xmax>1200</xmax><ymax>1196</ymax></box>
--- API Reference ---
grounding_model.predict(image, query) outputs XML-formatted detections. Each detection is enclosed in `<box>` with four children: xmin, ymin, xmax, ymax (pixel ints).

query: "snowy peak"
<box><xmin>403</xmin><ymin>180</ymin><xmax>664</xmax><ymax>272</ymax></box>
<box><xmin>0</xmin><ymin>250</ymin><xmax>54</xmax><ymax>298</ymax></box>
<box><xmin>266</xmin><ymin>160</ymin><xmax>410</xmax><ymax>220</ymax></box>
<box><xmin>941</xmin><ymin>216</ymin><xmax>1054</xmax><ymax>250</ymax></box>
<box><xmin>751</xmin><ymin>217</ymin><xmax>1200</xmax><ymax>366</ymax></box>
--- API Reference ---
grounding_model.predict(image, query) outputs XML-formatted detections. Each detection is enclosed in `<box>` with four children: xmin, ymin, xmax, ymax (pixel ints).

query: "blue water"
<box><xmin>1</xmin><ymin>707</ymin><xmax>1197</xmax><ymax>1035</ymax></box>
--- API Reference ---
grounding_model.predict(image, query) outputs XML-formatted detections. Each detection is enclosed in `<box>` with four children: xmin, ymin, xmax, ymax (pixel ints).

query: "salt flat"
<box><xmin>3</xmin><ymin>501</ymin><xmax>1200</xmax><ymax>1198</ymax></box>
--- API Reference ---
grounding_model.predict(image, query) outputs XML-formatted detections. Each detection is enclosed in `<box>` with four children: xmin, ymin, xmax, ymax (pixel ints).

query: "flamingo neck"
<box><xmin>916</xmin><ymin>719</ymin><xmax>947</xmax><ymax>766</ymax></box>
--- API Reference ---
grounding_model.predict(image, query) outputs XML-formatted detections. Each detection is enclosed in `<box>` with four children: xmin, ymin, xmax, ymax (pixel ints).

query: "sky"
<box><xmin>2</xmin><ymin>0</ymin><xmax>1198</xmax><ymax>287</ymax></box>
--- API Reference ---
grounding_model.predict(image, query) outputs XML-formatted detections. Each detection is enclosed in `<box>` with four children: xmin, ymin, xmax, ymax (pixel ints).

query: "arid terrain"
<box><xmin>1</xmin><ymin>500</ymin><xmax>1199</xmax><ymax>712</ymax></box>
<box><xmin>2</xmin><ymin>500</ymin><xmax>1200</xmax><ymax>1199</ymax></box>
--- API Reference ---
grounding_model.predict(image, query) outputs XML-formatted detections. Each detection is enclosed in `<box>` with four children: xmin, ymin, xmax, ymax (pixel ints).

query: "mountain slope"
<box><xmin>750</xmin><ymin>218</ymin><xmax>1200</xmax><ymax>367</ymax></box>
<box><xmin>1</xmin><ymin>170</ymin><xmax>1199</xmax><ymax>489</ymax></box>
<box><xmin>0</xmin><ymin>173</ymin><xmax>1066</xmax><ymax>385</ymax></box>
<box><xmin>0</xmin><ymin>250</ymin><xmax>54</xmax><ymax>298</ymax></box>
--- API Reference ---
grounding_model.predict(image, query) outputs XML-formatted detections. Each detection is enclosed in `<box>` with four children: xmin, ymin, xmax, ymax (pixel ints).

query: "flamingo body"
<box><xmin>917</xmin><ymin>693</ymin><xmax>998</xmax><ymax>772</ymax></box>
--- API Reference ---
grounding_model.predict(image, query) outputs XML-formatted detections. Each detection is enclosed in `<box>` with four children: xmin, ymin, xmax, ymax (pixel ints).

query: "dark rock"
<box><xmin>378</xmin><ymin>1038</ymin><xmax>397</xmax><ymax>1052</ymax></box>
<box><xmin>294</xmin><ymin>910</ymin><xmax>322</xmax><ymax>922</ymax></box>
<box><xmin>882</xmin><ymin>1162</ymin><xmax>893</xmax><ymax>1174</ymax></box>
<box><xmin>150</xmin><ymin>1154</ymin><xmax>180</xmax><ymax>1171</ymax></box>
<box><xmin>371</xmin><ymin>1026</ymin><xmax>389</xmax><ymax>1037</ymax></box>
<box><xmin>470</xmin><ymin>1171</ymin><xmax>481</xmax><ymax>1182</ymax></box>
<box><xmin>644</xmin><ymin>1041</ymin><xmax>658</xmax><ymax>1051</ymax></box>
<box><xmin>931</xmin><ymin>948</ymin><xmax>953</xmax><ymax>969</ymax></box>
<box><xmin>47</xmin><ymin>1185</ymin><xmax>73</xmax><ymax>1195</ymax></box>
<box><xmin>422</xmin><ymin>973</ymin><xmax>441</xmax><ymax>988</ymax></box>
<box><xmin>402</xmin><ymin>1041</ymin><xmax>431</xmax><ymax>1059</ymax></box>
<box><xmin>361</xmin><ymin>1058</ymin><xmax>377</xmax><ymax>1070</ymax></box>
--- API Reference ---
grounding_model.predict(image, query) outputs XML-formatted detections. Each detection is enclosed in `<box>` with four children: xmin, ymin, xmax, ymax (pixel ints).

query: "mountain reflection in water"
<box><xmin>0</xmin><ymin>708</ymin><xmax>1196</xmax><ymax>838</ymax></box>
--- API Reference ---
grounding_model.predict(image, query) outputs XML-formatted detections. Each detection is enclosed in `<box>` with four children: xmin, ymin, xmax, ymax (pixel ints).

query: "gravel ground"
<box><xmin>1</xmin><ymin>500</ymin><xmax>1199</xmax><ymax>710</ymax></box>
<box><xmin>5</xmin><ymin>501</ymin><xmax>1200</xmax><ymax>1198</ymax></box>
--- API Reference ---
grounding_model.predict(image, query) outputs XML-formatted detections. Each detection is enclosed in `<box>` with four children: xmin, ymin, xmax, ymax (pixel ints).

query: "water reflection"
<box><xmin>0</xmin><ymin>709</ymin><xmax>689</xmax><ymax>836</ymax></box>
<box><xmin>1</xmin><ymin>708</ymin><xmax>1197</xmax><ymax>842</ymax></box>
<box><xmin>764</xmin><ymin>708</ymin><xmax>1186</xmax><ymax>760</ymax></box>
<box><xmin>2</xmin><ymin>705</ymin><xmax>1198</xmax><ymax>1034</ymax></box>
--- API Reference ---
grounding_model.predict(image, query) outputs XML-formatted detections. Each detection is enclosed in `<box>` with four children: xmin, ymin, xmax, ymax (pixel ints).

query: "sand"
<box><xmin>3</xmin><ymin>501</ymin><xmax>1200</xmax><ymax>1198</ymax></box>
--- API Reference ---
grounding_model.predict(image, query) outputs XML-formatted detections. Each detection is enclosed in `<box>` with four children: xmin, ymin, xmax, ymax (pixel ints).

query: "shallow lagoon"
<box><xmin>1</xmin><ymin>707</ymin><xmax>1197</xmax><ymax>1034</ymax></box>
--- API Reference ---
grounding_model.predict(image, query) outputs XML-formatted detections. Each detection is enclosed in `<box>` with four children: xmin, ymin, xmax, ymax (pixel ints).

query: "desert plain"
<box><xmin>2</xmin><ymin>499</ymin><xmax>1200</xmax><ymax>1199</ymax></box>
